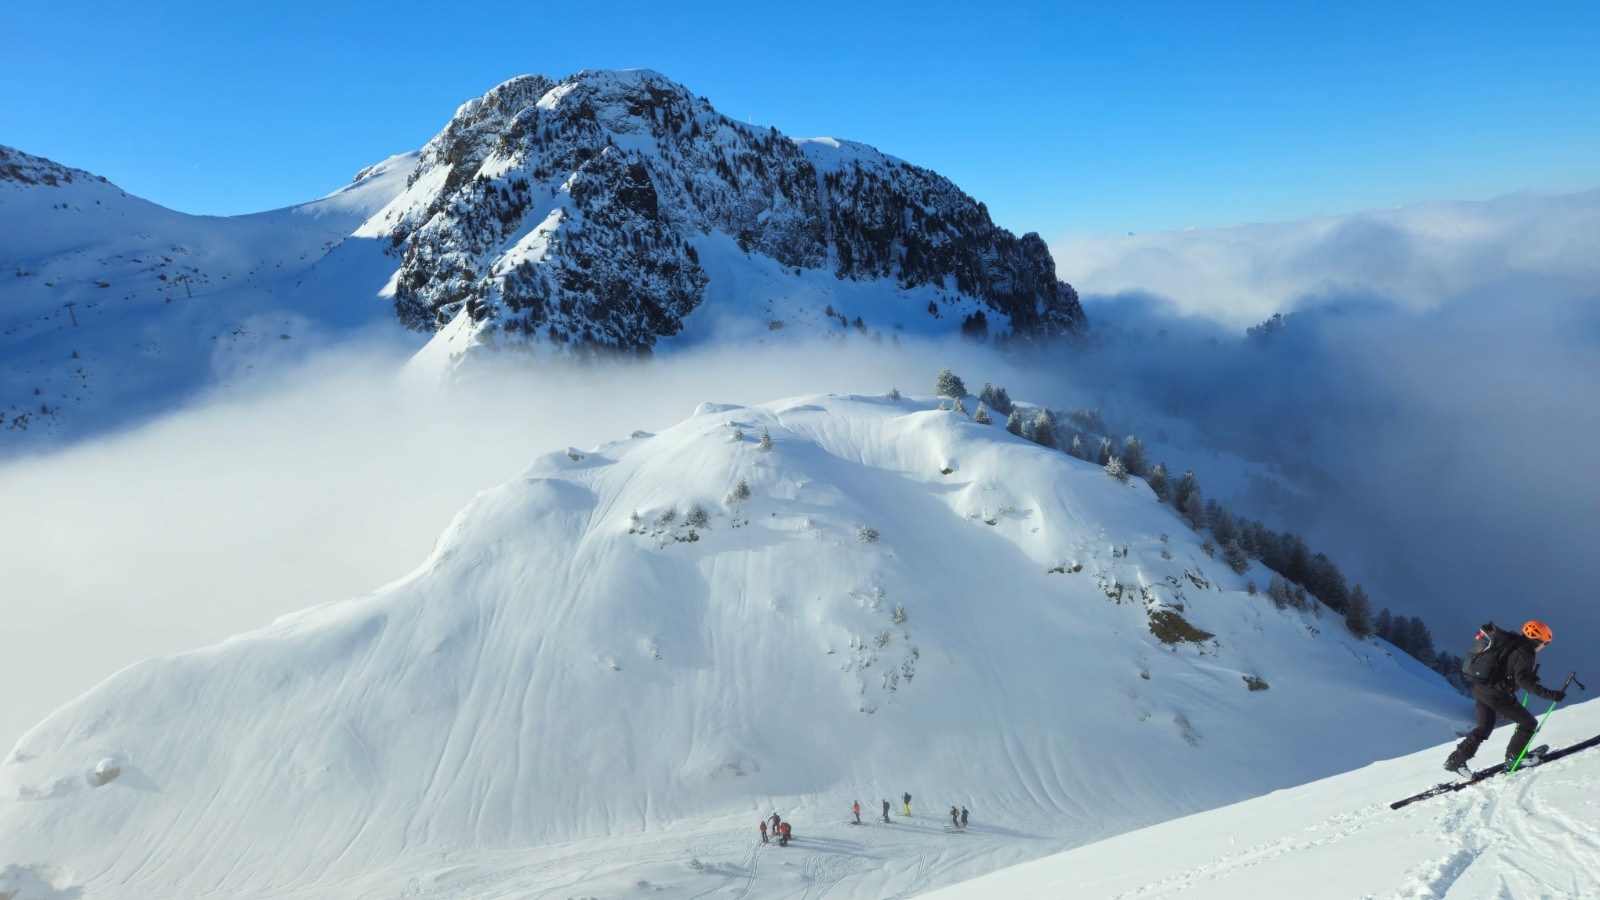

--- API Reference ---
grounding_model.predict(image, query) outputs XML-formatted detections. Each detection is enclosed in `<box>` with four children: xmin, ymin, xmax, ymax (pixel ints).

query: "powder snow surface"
<box><xmin>0</xmin><ymin>393</ymin><xmax>1470</xmax><ymax>898</ymax></box>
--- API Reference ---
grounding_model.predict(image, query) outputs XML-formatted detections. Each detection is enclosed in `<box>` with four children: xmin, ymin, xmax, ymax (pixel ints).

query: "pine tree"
<box><xmin>1388</xmin><ymin>614</ymin><xmax>1415</xmax><ymax>653</ymax></box>
<box><xmin>953</xmin><ymin>397</ymin><xmax>967</xmax><ymax>415</ymax></box>
<box><xmin>728</xmin><ymin>477</ymin><xmax>751</xmax><ymax>503</ymax></box>
<box><xmin>1375</xmin><ymin>608</ymin><xmax>1394</xmax><ymax>642</ymax></box>
<box><xmin>1211</xmin><ymin>508</ymin><xmax>1238</xmax><ymax>547</ymax></box>
<box><xmin>1309</xmin><ymin>554</ymin><xmax>1350</xmax><ymax>614</ymax></box>
<box><xmin>759</xmin><ymin>427</ymin><xmax>773</xmax><ymax>451</ymax></box>
<box><xmin>1345</xmin><ymin>583</ymin><xmax>1375</xmax><ymax>639</ymax></box>
<box><xmin>1181</xmin><ymin>490</ymin><xmax>1206</xmax><ymax>530</ymax></box>
<box><xmin>934</xmin><ymin>367</ymin><xmax>966</xmax><ymax>399</ymax></box>
<box><xmin>1173</xmin><ymin>471</ymin><xmax>1200</xmax><ymax>511</ymax></box>
<box><xmin>1267</xmin><ymin>575</ymin><xmax>1291</xmax><ymax>610</ymax></box>
<box><xmin>1224</xmin><ymin>539</ymin><xmax>1249</xmax><ymax>574</ymax></box>
<box><xmin>1120</xmin><ymin>436</ymin><xmax>1149</xmax><ymax>477</ymax></box>
<box><xmin>1031</xmin><ymin>409</ymin><xmax>1058</xmax><ymax>448</ymax></box>
<box><xmin>1005</xmin><ymin>411</ymin><xmax>1024</xmax><ymax>436</ymax></box>
<box><xmin>1096</xmin><ymin>437</ymin><xmax>1113</xmax><ymax>466</ymax></box>
<box><xmin>1067</xmin><ymin>434</ymin><xmax>1088</xmax><ymax>460</ymax></box>
<box><xmin>978</xmin><ymin>383</ymin><xmax>1013</xmax><ymax>415</ymax></box>
<box><xmin>1104</xmin><ymin>455</ymin><xmax>1129</xmax><ymax>482</ymax></box>
<box><xmin>1408</xmin><ymin>617</ymin><xmax>1438</xmax><ymax>666</ymax></box>
<box><xmin>973</xmin><ymin>402</ymin><xmax>992</xmax><ymax>425</ymax></box>
<box><xmin>1146</xmin><ymin>464</ymin><xmax>1171</xmax><ymax>503</ymax></box>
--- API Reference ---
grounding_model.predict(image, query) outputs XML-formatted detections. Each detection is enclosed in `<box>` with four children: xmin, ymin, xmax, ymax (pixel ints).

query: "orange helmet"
<box><xmin>1522</xmin><ymin>620</ymin><xmax>1553</xmax><ymax>643</ymax></box>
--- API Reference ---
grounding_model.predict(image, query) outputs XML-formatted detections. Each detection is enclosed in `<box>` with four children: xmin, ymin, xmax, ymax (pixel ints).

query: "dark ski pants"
<box><xmin>1452</xmin><ymin>684</ymin><xmax>1537</xmax><ymax>763</ymax></box>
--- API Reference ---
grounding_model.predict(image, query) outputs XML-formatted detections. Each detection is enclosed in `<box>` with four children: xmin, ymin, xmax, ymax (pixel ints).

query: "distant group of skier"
<box><xmin>761</xmin><ymin>615</ymin><xmax>1583</xmax><ymax>841</ymax></box>
<box><xmin>761</xmin><ymin>792</ymin><xmax>972</xmax><ymax>847</ymax></box>
<box><xmin>759</xmin><ymin>812</ymin><xmax>792</xmax><ymax>846</ymax></box>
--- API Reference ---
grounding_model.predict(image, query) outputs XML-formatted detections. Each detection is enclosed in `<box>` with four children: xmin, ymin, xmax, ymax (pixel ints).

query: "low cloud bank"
<box><xmin>1043</xmin><ymin>188</ymin><xmax>1600</xmax><ymax>680</ymax></box>
<box><xmin>0</xmin><ymin>338</ymin><xmax>1015</xmax><ymax>751</ymax></box>
<box><xmin>1053</xmin><ymin>188</ymin><xmax>1600</xmax><ymax>328</ymax></box>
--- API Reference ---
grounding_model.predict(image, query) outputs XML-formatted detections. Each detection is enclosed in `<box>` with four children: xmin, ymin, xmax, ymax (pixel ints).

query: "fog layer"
<box><xmin>1049</xmin><ymin>188</ymin><xmax>1600</xmax><ymax>682</ymax></box>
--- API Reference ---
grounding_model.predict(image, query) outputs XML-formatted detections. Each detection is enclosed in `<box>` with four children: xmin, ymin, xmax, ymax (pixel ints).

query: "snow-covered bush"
<box><xmin>685</xmin><ymin>503</ymin><xmax>711</xmax><ymax>529</ymax></box>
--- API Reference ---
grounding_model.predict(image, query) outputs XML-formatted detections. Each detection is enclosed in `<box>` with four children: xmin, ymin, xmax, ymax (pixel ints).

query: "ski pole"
<box><xmin>1509</xmin><ymin>671</ymin><xmax>1578</xmax><ymax>773</ymax></box>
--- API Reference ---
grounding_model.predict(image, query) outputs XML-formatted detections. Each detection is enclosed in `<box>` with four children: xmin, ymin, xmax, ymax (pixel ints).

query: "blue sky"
<box><xmin>3</xmin><ymin>1</ymin><xmax>1596</xmax><ymax>236</ymax></box>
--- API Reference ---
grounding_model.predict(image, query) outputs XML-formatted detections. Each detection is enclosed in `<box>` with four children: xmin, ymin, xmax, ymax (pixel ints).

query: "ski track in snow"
<box><xmin>1108</xmin><ymin>806</ymin><xmax>1386</xmax><ymax>897</ymax></box>
<box><xmin>1394</xmin><ymin>758</ymin><xmax>1600</xmax><ymax>899</ymax></box>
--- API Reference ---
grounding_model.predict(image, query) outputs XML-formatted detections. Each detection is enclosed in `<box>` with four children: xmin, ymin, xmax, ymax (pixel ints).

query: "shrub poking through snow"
<box><xmin>858</xmin><ymin>525</ymin><xmax>880</xmax><ymax>543</ymax></box>
<box><xmin>1148</xmin><ymin>609</ymin><xmax>1215</xmax><ymax>645</ymax></box>
<box><xmin>685</xmin><ymin>503</ymin><xmax>711</xmax><ymax>529</ymax></box>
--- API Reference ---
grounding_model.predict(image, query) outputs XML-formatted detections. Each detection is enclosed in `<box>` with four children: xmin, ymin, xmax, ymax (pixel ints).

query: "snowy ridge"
<box><xmin>0</xmin><ymin>145</ymin><xmax>418</xmax><ymax>450</ymax></box>
<box><xmin>0</xmin><ymin>392</ymin><xmax>1463</xmax><ymax>898</ymax></box>
<box><xmin>923</xmin><ymin>697</ymin><xmax>1600</xmax><ymax>898</ymax></box>
<box><xmin>2</xmin><ymin>68</ymin><xmax>1086</xmax><ymax>449</ymax></box>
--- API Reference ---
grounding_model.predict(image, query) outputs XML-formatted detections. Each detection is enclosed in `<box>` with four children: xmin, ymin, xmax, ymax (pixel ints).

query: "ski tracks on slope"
<box><xmin>1396</xmin><ymin>765</ymin><xmax>1600</xmax><ymax>899</ymax></box>
<box><xmin>1107</xmin><ymin>806</ymin><xmax>1386</xmax><ymax>897</ymax></box>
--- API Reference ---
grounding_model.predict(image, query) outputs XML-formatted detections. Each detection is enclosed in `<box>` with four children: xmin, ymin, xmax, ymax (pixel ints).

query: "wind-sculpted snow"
<box><xmin>0</xmin><ymin>393</ymin><xmax>1463</xmax><ymax>897</ymax></box>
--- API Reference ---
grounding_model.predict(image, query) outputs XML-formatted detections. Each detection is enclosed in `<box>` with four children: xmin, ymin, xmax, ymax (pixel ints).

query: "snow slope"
<box><xmin>924</xmin><ymin>697</ymin><xmax>1600</xmax><ymax>899</ymax></box>
<box><xmin>0</xmin><ymin>146</ymin><xmax>418</xmax><ymax>450</ymax></box>
<box><xmin>0</xmin><ymin>392</ymin><xmax>1463</xmax><ymax>897</ymax></box>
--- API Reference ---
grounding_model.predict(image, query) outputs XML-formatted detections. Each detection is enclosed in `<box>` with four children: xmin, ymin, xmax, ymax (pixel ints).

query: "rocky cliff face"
<box><xmin>363</xmin><ymin>70</ymin><xmax>1086</xmax><ymax>356</ymax></box>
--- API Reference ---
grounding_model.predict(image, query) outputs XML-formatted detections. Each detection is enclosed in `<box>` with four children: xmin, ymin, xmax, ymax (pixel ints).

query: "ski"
<box><xmin>1390</xmin><ymin>742</ymin><xmax>1555</xmax><ymax>810</ymax></box>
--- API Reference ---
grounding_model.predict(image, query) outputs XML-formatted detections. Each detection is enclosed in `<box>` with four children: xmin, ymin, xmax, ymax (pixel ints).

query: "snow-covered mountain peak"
<box><xmin>0</xmin><ymin>390</ymin><xmax>1462</xmax><ymax>897</ymax></box>
<box><xmin>360</xmin><ymin>68</ymin><xmax>1088</xmax><ymax>370</ymax></box>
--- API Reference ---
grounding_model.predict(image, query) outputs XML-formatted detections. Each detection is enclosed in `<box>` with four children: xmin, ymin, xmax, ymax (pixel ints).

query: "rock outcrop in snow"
<box><xmin>364</xmin><ymin>70</ymin><xmax>1087</xmax><ymax>358</ymax></box>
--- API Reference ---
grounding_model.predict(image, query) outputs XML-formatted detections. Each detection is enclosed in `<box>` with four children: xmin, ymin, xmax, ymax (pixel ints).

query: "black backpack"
<box><xmin>1461</xmin><ymin>621</ymin><xmax>1514</xmax><ymax>684</ymax></box>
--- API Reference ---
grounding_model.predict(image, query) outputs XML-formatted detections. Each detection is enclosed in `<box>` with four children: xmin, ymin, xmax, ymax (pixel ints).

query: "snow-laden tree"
<box><xmin>1005</xmin><ymin>410</ymin><xmax>1024</xmax><ymax>437</ymax></box>
<box><xmin>1173</xmin><ymin>470</ymin><xmax>1200</xmax><ymax>511</ymax></box>
<box><xmin>1104</xmin><ymin>454</ymin><xmax>1129</xmax><ymax>483</ymax></box>
<box><xmin>1146</xmin><ymin>463</ymin><xmax>1171</xmax><ymax>503</ymax></box>
<box><xmin>759</xmin><ymin>427</ymin><xmax>773</xmax><ymax>451</ymax></box>
<box><xmin>1267</xmin><ymin>574</ymin><xmax>1292</xmax><ymax>611</ymax></box>
<box><xmin>1121</xmin><ymin>436</ymin><xmax>1149</xmax><ymax>477</ymax></box>
<box><xmin>1031</xmin><ymin>409</ymin><xmax>1058</xmax><ymax>448</ymax></box>
<box><xmin>977</xmin><ymin>382</ymin><xmax>1013</xmax><ymax>415</ymax></box>
<box><xmin>686</xmin><ymin>503</ymin><xmax>712</xmax><ymax>529</ymax></box>
<box><xmin>1212</xmin><ymin>508</ymin><xmax>1238</xmax><ymax>547</ymax></box>
<box><xmin>973</xmin><ymin>402</ymin><xmax>992</xmax><ymax>425</ymax></box>
<box><xmin>934</xmin><ymin>367</ymin><xmax>966</xmax><ymax>399</ymax></box>
<box><xmin>1224</xmin><ymin>539</ymin><xmax>1249</xmax><ymax>574</ymax></box>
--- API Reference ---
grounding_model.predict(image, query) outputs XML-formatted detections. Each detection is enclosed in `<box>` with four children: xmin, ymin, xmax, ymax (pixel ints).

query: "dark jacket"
<box><xmin>1496</xmin><ymin>633</ymin><xmax>1562</xmax><ymax>700</ymax></box>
